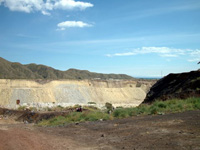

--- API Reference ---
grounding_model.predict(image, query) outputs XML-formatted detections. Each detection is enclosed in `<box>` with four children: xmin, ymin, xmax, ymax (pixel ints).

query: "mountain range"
<box><xmin>0</xmin><ymin>57</ymin><xmax>134</xmax><ymax>80</ymax></box>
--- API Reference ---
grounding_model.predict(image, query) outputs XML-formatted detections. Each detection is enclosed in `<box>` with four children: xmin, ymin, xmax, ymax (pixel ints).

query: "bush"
<box><xmin>29</xmin><ymin>107</ymin><xmax>37</xmax><ymax>111</ymax></box>
<box><xmin>137</xmin><ymin>105</ymin><xmax>149</xmax><ymax>114</ymax></box>
<box><xmin>84</xmin><ymin>111</ymin><xmax>111</xmax><ymax>121</ymax></box>
<box><xmin>150</xmin><ymin>106</ymin><xmax>158</xmax><ymax>114</ymax></box>
<box><xmin>83</xmin><ymin>106</ymin><xmax>99</xmax><ymax>112</ymax></box>
<box><xmin>157</xmin><ymin>102</ymin><xmax>167</xmax><ymax>108</ymax></box>
<box><xmin>18</xmin><ymin>106</ymin><xmax>27</xmax><ymax>111</ymax></box>
<box><xmin>116</xmin><ymin>106</ymin><xmax>123</xmax><ymax>109</ymax></box>
<box><xmin>47</xmin><ymin>107</ymin><xmax>52</xmax><ymax>111</ymax></box>
<box><xmin>113</xmin><ymin>109</ymin><xmax>128</xmax><ymax>118</ymax></box>
<box><xmin>113</xmin><ymin>107</ymin><xmax>139</xmax><ymax>118</ymax></box>
<box><xmin>105</xmin><ymin>102</ymin><xmax>113</xmax><ymax>110</ymax></box>
<box><xmin>87</xmin><ymin>102</ymin><xmax>96</xmax><ymax>104</ymax></box>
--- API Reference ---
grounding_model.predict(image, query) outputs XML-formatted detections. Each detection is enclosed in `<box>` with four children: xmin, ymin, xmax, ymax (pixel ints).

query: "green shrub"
<box><xmin>87</xmin><ymin>102</ymin><xmax>96</xmax><ymax>104</ymax></box>
<box><xmin>105</xmin><ymin>102</ymin><xmax>113</xmax><ymax>110</ymax></box>
<box><xmin>18</xmin><ymin>106</ymin><xmax>27</xmax><ymax>111</ymax></box>
<box><xmin>84</xmin><ymin>111</ymin><xmax>111</xmax><ymax>121</ymax></box>
<box><xmin>157</xmin><ymin>102</ymin><xmax>167</xmax><ymax>108</ymax></box>
<box><xmin>29</xmin><ymin>107</ymin><xmax>37</xmax><ymax>111</ymax></box>
<box><xmin>113</xmin><ymin>107</ymin><xmax>138</xmax><ymax>118</ymax></box>
<box><xmin>38</xmin><ymin>97</ymin><xmax>200</xmax><ymax>126</ymax></box>
<box><xmin>38</xmin><ymin>110</ymin><xmax>113</xmax><ymax>126</ymax></box>
<box><xmin>83</xmin><ymin>106</ymin><xmax>99</xmax><ymax>112</ymax></box>
<box><xmin>116</xmin><ymin>106</ymin><xmax>123</xmax><ymax>109</ymax></box>
<box><xmin>47</xmin><ymin>107</ymin><xmax>52</xmax><ymax>111</ymax></box>
<box><xmin>149</xmin><ymin>106</ymin><xmax>158</xmax><ymax>114</ymax></box>
<box><xmin>137</xmin><ymin>105</ymin><xmax>149</xmax><ymax>114</ymax></box>
<box><xmin>113</xmin><ymin>109</ymin><xmax>127</xmax><ymax>118</ymax></box>
<box><xmin>113</xmin><ymin>109</ymin><xmax>121</xmax><ymax>117</ymax></box>
<box><xmin>39</xmin><ymin>116</ymin><xmax>67</xmax><ymax>126</ymax></box>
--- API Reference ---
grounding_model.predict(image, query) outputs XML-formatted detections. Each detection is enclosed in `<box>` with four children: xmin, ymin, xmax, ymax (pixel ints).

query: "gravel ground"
<box><xmin>0</xmin><ymin>110</ymin><xmax>200</xmax><ymax>150</ymax></box>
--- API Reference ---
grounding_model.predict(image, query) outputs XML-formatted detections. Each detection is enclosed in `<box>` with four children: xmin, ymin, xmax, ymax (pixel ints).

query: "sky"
<box><xmin>0</xmin><ymin>0</ymin><xmax>200</xmax><ymax>77</ymax></box>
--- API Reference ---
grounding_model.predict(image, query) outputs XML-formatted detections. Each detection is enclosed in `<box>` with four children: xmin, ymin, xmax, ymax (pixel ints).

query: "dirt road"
<box><xmin>0</xmin><ymin>110</ymin><xmax>200</xmax><ymax>150</ymax></box>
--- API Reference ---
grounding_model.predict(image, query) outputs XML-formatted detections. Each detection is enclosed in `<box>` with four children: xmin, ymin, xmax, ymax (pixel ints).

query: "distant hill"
<box><xmin>143</xmin><ymin>70</ymin><xmax>200</xmax><ymax>103</ymax></box>
<box><xmin>0</xmin><ymin>57</ymin><xmax>134</xmax><ymax>80</ymax></box>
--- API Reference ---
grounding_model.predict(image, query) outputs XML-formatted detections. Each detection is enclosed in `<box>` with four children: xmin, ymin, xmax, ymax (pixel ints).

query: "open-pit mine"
<box><xmin>0</xmin><ymin>79</ymin><xmax>154</xmax><ymax>109</ymax></box>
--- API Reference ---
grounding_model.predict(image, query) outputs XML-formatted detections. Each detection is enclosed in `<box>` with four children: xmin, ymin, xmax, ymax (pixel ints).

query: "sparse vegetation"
<box><xmin>136</xmin><ymin>82</ymin><xmax>142</xmax><ymax>87</ymax></box>
<box><xmin>87</xmin><ymin>102</ymin><xmax>96</xmax><ymax>104</ymax></box>
<box><xmin>28</xmin><ymin>107</ymin><xmax>37</xmax><ymax>111</ymax></box>
<box><xmin>105</xmin><ymin>102</ymin><xmax>113</xmax><ymax>113</ymax></box>
<box><xmin>191</xmin><ymin>77</ymin><xmax>200</xmax><ymax>82</ymax></box>
<box><xmin>38</xmin><ymin>97</ymin><xmax>200</xmax><ymax>126</ymax></box>
<box><xmin>38</xmin><ymin>111</ymin><xmax>113</xmax><ymax>126</ymax></box>
<box><xmin>83</xmin><ymin>106</ymin><xmax>99</xmax><ymax>111</ymax></box>
<box><xmin>17</xmin><ymin>106</ymin><xmax>27</xmax><ymax>111</ymax></box>
<box><xmin>17</xmin><ymin>106</ymin><xmax>37</xmax><ymax>111</ymax></box>
<box><xmin>114</xmin><ymin>97</ymin><xmax>200</xmax><ymax>118</ymax></box>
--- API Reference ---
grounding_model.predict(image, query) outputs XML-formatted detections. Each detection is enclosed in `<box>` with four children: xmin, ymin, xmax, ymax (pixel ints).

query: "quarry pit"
<box><xmin>0</xmin><ymin>79</ymin><xmax>154</xmax><ymax>109</ymax></box>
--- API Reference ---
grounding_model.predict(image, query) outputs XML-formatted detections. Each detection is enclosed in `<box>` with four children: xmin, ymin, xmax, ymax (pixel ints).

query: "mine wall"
<box><xmin>0</xmin><ymin>79</ymin><xmax>154</xmax><ymax>109</ymax></box>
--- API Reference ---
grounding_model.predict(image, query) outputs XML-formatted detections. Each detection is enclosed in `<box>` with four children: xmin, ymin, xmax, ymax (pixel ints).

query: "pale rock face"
<box><xmin>0</xmin><ymin>79</ymin><xmax>154</xmax><ymax>109</ymax></box>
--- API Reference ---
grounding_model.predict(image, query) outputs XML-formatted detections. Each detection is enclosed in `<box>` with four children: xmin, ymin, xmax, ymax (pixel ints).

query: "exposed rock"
<box><xmin>0</xmin><ymin>57</ymin><xmax>156</xmax><ymax>108</ymax></box>
<box><xmin>143</xmin><ymin>70</ymin><xmax>200</xmax><ymax>104</ymax></box>
<box><xmin>0</xmin><ymin>79</ymin><xmax>154</xmax><ymax>109</ymax></box>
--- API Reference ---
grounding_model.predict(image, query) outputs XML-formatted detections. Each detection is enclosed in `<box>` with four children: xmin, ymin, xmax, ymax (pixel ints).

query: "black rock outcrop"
<box><xmin>143</xmin><ymin>70</ymin><xmax>200</xmax><ymax>103</ymax></box>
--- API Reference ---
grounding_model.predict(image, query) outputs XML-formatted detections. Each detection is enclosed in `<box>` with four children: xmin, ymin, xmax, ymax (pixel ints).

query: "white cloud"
<box><xmin>57</xmin><ymin>21</ymin><xmax>92</xmax><ymax>30</ymax></box>
<box><xmin>106</xmin><ymin>52</ymin><xmax>136</xmax><ymax>57</ymax></box>
<box><xmin>0</xmin><ymin>0</ymin><xmax>93</xmax><ymax>15</ymax></box>
<box><xmin>54</xmin><ymin>0</ymin><xmax>93</xmax><ymax>10</ymax></box>
<box><xmin>106</xmin><ymin>47</ymin><xmax>186</xmax><ymax>57</ymax></box>
<box><xmin>41</xmin><ymin>10</ymin><xmax>51</xmax><ymax>15</ymax></box>
<box><xmin>188</xmin><ymin>49</ymin><xmax>200</xmax><ymax>62</ymax></box>
<box><xmin>0</xmin><ymin>0</ymin><xmax>44</xmax><ymax>13</ymax></box>
<box><xmin>106</xmin><ymin>47</ymin><xmax>200</xmax><ymax>62</ymax></box>
<box><xmin>160</xmin><ymin>54</ymin><xmax>178</xmax><ymax>57</ymax></box>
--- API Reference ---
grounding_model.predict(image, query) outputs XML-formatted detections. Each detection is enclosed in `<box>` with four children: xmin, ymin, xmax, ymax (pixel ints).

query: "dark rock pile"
<box><xmin>143</xmin><ymin>70</ymin><xmax>200</xmax><ymax>103</ymax></box>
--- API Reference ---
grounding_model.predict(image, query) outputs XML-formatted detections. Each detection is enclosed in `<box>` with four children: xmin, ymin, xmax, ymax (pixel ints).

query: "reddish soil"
<box><xmin>0</xmin><ymin>110</ymin><xmax>200</xmax><ymax>150</ymax></box>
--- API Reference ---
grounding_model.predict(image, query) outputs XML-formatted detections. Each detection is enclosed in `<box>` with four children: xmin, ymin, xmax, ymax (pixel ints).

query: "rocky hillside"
<box><xmin>143</xmin><ymin>70</ymin><xmax>200</xmax><ymax>103</ymax></box>
<box><xmin>0</xmin><ymin>57</ymin><xmax>134</xmax><ymax>80</ymax></box>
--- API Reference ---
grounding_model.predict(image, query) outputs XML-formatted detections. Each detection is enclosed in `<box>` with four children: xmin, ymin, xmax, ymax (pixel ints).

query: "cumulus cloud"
<box><xmin>54</xmin><ymin>0</ymin><xmax>93</xmax><ymax>10</ymax></box>
<box><xmin>106</xmin><ymin>47</ymin><xmax>200</xmax><ymax>62</ymax></box>
<box><xmin>0</xmin><ymin>0</ymin><xmax>43</xmax><ymax>13</ymax></box>
<box><xmin>0</xmin><ymin>0</ymin><xmax>93</xmax><ymax>15</ymax></box>
<box><xmin>57</xmin><ymin>21</ymin><xmax>92</xmax><ymax>30</ymax></box>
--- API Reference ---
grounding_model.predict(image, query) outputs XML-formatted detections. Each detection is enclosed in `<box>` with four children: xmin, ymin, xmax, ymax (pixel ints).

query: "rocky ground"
<box><xmin>0</xmin><ymin>110</ymin><xmax>200</xmax><ymax>150</ymax></box>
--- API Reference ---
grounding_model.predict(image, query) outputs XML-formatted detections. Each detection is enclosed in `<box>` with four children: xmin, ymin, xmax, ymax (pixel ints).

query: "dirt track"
<box><xmin>0</xmin><ymin>110</ymin><xmax>200</xmax><ymax>150</ymax></box>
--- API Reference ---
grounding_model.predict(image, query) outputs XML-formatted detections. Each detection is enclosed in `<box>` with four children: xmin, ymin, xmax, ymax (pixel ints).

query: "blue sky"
<box><xmin>0</xmin><ymin>0</ymin><xmax>200</xmax><ymax>77</ymax></box>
